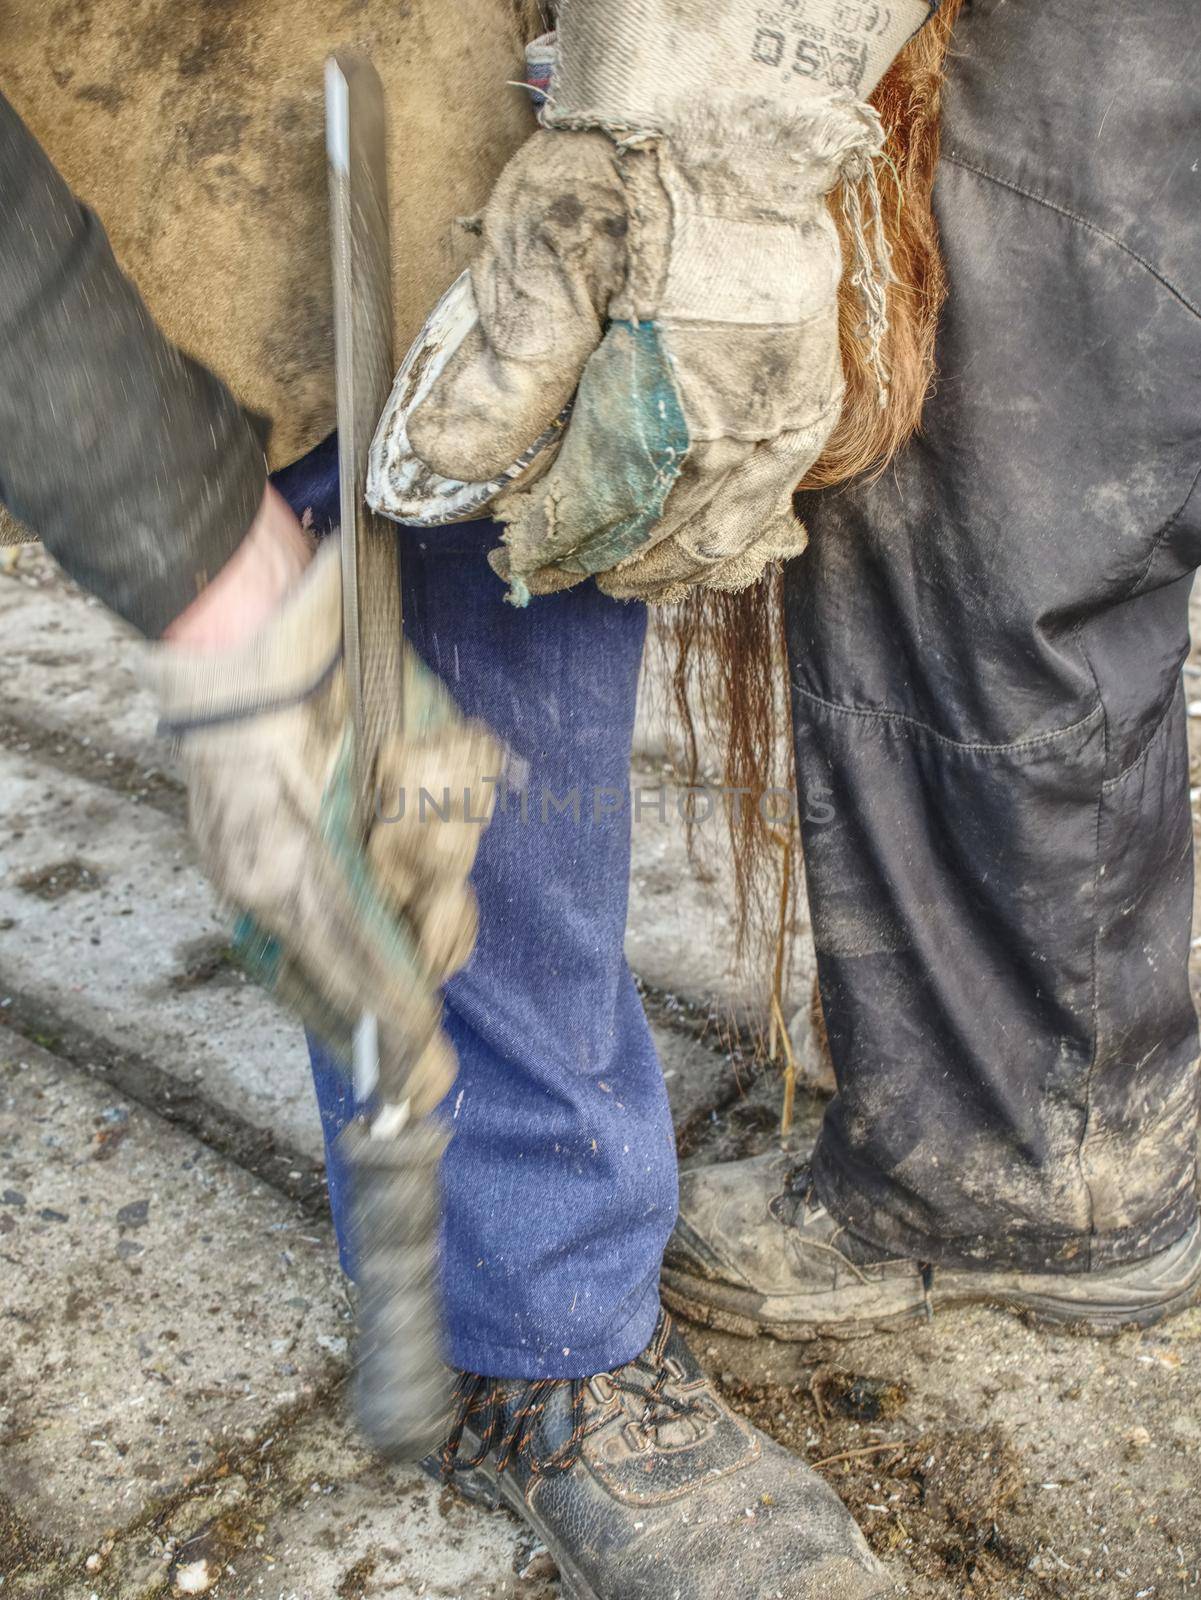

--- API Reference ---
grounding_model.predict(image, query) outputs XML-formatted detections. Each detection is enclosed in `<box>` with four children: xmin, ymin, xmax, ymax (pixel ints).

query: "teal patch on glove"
<box><xmin>231</xmin><ymin>909</ymin><xmax>354</xmax><ymax>1060</ymax></box>
<box><xmin>231</xmin><ymin>912</ymin><xmax>281</xmax><ymax>985</ymax></box>
<box><xmin>318</xmin><ymin>728</ymin><xmax>425</xmax><ymax>983</ymax></box>
<box><xmin>498</xmin><ymin>320</ymin><xmax>689</xmax><ymax>604</ymax></box>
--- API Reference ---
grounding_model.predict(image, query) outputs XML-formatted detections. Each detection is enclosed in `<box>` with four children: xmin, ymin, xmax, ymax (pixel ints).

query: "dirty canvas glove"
<box><xmin>401</xmin><ymin>0</ymin><xmax>935</xmax><ymax>604</ymax></box>
<box><xmin>141</xmin><ymin>538</ymin><xmax>500</xmax><ymax>1112</ymax></box>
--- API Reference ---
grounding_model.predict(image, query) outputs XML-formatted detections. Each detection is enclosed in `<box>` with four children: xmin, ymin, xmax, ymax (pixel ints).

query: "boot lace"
<box><xmin>440</xmin><ymin>1313</ymin><xmax>703</xmax><ymax>1481</ymax></box>
<box><xmin>772</xmin><ymin>1162</ymin><xmax>932</xmax><ymax>1299</ymax></box>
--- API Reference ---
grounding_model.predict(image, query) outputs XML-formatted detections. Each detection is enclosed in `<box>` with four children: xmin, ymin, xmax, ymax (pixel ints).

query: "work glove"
<box><xmin>142</xmin><ymin>537</ymin><xmax>500</xmax><ymax>1112</ymax></box>
<box><xmin>379</xmin><ymin>0</ymin><xmax>935</xmax><ymax>604</ymax></box>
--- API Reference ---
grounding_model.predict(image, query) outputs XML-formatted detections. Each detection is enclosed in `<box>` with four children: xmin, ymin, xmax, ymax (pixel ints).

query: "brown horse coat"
<box><xmin>0</xmin><ymin>0</ymin><xmax>545</xmax><ymax>468</ymax></box>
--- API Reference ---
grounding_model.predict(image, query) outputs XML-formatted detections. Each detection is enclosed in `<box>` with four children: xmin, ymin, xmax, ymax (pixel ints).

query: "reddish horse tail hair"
<box><xmin>664</xmin><ymin>0</ymin><xmax>966</xmax><ymax>998</ymax></box>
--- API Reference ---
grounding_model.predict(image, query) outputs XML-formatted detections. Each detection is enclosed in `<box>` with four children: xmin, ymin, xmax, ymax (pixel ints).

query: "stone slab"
<box><xmin>0</xmin><ymin>1026</ymin><xmax>345</xmax><ymax>1556</ymax></box>
<box><xmin>193</xmin><ymin>1409</ymin><xmax>547</xmax><ymax>1600</ymax></box>
<box><xmin>0</xmin><ymin>744</ymin><xmax>322</xmax><ymax>1162</ymax></box>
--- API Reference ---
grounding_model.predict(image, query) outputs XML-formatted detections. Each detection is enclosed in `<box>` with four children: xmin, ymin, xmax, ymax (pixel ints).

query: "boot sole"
<box><xmin>661</xmin><ymin>1265</ymin><xmax>929</xmax><ymax>1342</ymax></box>
<box><xmin>661</xmin><ymin>1222</ymin><xmax>1201</xmax><ymax>1341</ymax></box>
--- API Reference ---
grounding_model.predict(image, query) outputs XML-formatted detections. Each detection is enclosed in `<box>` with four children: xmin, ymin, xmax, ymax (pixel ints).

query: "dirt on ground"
<box><xmin>14</xmin><ymin>858</ymin><xmax>104</xmax><ymax>901</ymax></box>
<box><xmin>727</xmin><ymin>1378</ymin><xmax>1029</xmax><ymax>1597</ymax></box>
<box><xmin>685</xmin><ymin>1296</ymin><xmax>1201</xmax><ymax>1599</ymax></box>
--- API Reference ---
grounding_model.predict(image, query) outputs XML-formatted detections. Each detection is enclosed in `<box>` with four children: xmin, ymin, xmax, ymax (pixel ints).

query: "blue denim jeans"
<box><xmin>273</xmin><ymin>441</ymin><xmax>677</xmax><ymax>1380</ymax></box>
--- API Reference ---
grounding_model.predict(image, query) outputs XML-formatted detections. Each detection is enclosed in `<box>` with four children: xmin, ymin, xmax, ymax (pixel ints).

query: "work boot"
<box><xmin>661</xmin><ymin>1151</ymin><xmax>1201</xmax><ymax>1339</ymax></box>
<box><xmin>429</xmin><ymin>1310</ymin><xmax>890</xmax><ymax>1599</ymax></box>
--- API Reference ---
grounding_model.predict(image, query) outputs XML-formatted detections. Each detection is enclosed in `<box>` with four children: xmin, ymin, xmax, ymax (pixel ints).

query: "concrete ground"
<box><xmin>1</xmin><ymin>547</ymin><xmax>1198</xmax><ymax>1599</ymax></box>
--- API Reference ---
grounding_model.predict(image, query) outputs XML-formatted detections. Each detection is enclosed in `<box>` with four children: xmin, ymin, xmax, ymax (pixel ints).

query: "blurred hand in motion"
<box><xmin>151</xmin><ymin>488</ymin><xmax>500</xmax><ymax>1109</ymax></box>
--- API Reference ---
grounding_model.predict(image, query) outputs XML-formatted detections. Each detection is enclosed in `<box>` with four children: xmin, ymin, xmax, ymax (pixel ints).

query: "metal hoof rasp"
<box><xmin>325</xmin><ymin>51</ymin><xmax>451</xmax><ymax>1460</ymax></box>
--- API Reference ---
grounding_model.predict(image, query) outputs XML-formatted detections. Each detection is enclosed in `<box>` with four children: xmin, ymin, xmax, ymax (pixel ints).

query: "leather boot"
<box><xmin>429</xmin><ymin>1310</ymin><xmax>890</xmax><ymax>1599</ymax></box>
<box><xmin>662</xmin><ymin>1152</ymin><xmax>1201</xmax><ymax>1339</ymax></box>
